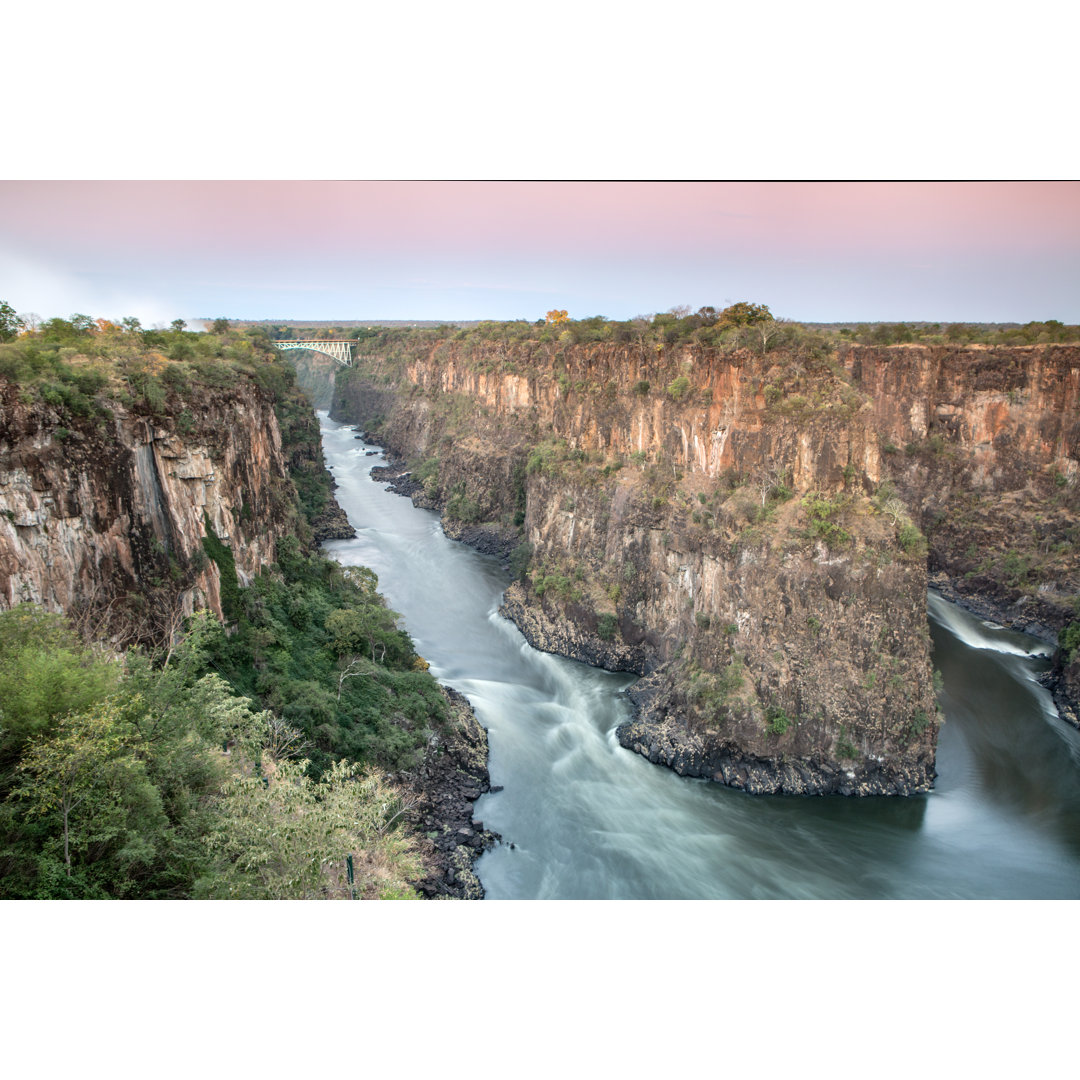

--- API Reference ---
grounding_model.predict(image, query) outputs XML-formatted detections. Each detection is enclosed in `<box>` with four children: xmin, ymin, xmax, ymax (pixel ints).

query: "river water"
<box><xmin>318</xmin><ymin>414</ymin><xmax>1080</xmax><ymax>899</ymax></box>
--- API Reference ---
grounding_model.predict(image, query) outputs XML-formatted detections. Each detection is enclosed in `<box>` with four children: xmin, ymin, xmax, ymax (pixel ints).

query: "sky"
<box><xmin>2</xmin><ymin>181</ymin><xmax>1078</xmax><ymax>327</ymax></box>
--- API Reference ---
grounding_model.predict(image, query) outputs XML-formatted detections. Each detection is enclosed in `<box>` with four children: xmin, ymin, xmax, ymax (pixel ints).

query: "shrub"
<box><xmin>666</xmin><ymin>375</ymin><xmax>692</xmax><ymax>400</ymax></box>
<box><xmin>801</xmin><ymin>492</ymin><xmax>851</xmax><ymax>548</ymax></box>
<box><xmin>597</xmin><ymin>613</ymin><xmax>618</xmax><ymax>641</ymax></box>
<box><xmin>836</xmin><ymin>726</ymin><xmax>859</xmax><ymax>760</ymax></box>
<box><xmin>509</xmin><ymin>542</ymin><xmax>532</xmax><ymax>581</ymax></box>
<box><xmin>908</xmin><ymin>710</ymin><xmax>931</xmax><ymax>737</ymax></box>
<box><xmin>1059</xmin><ymin>621</ymin><xmax>1080</xmax><ymax>662</ymax></box>
<box><xmin>766</xmin><ymin>706</ymin><xmax>792</xmax><ymax>736</ymax></box>
<box><xmin>897</xmin><ymin>522</ymin><xmax>927</xmax><ymax>558</ymax></box>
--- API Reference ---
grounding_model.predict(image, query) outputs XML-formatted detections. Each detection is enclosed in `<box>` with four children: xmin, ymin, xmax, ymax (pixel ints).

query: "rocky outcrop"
<box><xmin>310</xmin><ymin>497</ymin><xmax>356</xmax><ymax>542</ymax></box>
<box><xmin>399</xmin><ymin>686</ymin><xmax>499</xmax><ymax>899</ymax></box>
<box><xmin>0</xmin><ymin>378</ymin><xmax>300</xmax><ymax>644</ymax></box>
<box><xmin>852</xmin><ymin>345</ymin><xmax>1080</xmax><ymax>713</ymax></box>
<box><xmin>499</xmin><ymin>580</ymin><xmax>651</xmax><ymax>673</ymax></box>
<box><xmin>851</xmin><ymin>344</ymin><xmax>1080</xmax><ymax>620</ymax></box>
<box><xmin>330</xmin><ymin>343</ymin><xmax>942</xmax><ymax>794</ymax></box>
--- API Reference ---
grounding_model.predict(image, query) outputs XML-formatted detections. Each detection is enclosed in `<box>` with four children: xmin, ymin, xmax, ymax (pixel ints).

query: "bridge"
<box><xmin>273</xmin><ymin>339</ymin><xmax>355</xmax><ymax>366</ymax></box>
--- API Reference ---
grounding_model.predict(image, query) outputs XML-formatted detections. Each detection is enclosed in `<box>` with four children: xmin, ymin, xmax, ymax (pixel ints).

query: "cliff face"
<box><xmin>331</xmin><ymin>340</ymin><xmax>988</xmax><ymax>795</ymax></box>
<box><xmin>0</xmin><ymin>378</ymin><xmax>300</xmax><ymax>646</ymax></box>
<box><xmin>850</xmin><ymin>344</ymin><xmax>1080</xmax><ymax>721</ymax></box>
<box><xmin>852</xmin><ymin>345</ymin><xmax>1080</xmax><ymax>624</ymax></box>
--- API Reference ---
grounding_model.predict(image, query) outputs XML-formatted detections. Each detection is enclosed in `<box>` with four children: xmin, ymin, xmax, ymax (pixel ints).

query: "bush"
<box><xmin>509</xmin><ymin>542</ymin><xmax>532</xmax><ymax>581</ymax></box>
<box><xmin>666</xmin><ymin>375</ymin><xmax>692</xmax><ymax>401</ymax></box>
<box><xmin>802</xmin><ymin>492</ymin><xmax>851</xmax><ymax>548</ymax></box>
<box><xmin>597</xmin><ymin>613</ymin><xmax>618</xmax><ymax>641</ymax></box>
<box><xmin>897</xmin><ymin>523</ymin><xmax>927</xmax><ymax>558</ymax></box>
<box><xmin>766</xmin><ymin>705</ymin><xmax>792</xmax><ymax>736</ymax></box>
<box><xmin>1059</xmin><ymin>621</ymin><xmax>1080</xmax><ymax>662</ymax></box>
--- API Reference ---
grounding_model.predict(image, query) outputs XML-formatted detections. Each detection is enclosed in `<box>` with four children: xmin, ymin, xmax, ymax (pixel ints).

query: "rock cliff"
<box><xmin>336</xmin><ymin>338</ymin><xmax>1080</xmax><ymax>795</ymax></box>
<box><xmin>0</xmin><ymin>377</ymin><xmax>303</xmax><ymax>647</ymax></box>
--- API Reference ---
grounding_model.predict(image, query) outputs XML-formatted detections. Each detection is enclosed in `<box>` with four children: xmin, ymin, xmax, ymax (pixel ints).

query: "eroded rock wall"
<box><xmin>0</xmin><ymin>379</ymin><xmax>298</xmax><ymax>642</ymax></box>
<box><xmin>332</xmin><ymin>342</ymin><xmax>948</xmax><ymax>794</ymax></box>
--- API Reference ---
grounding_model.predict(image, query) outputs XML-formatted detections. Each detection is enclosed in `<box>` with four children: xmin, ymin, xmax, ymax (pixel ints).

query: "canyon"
<box><xmin>328</xmin><ymin>338</ymin><xmax>1080</xmax><ymax>795</ymax></box>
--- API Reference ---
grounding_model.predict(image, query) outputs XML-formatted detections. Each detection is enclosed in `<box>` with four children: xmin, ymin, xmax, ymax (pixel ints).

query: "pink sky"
<box><xmin>1</xmin><ymin>181</ymin><xmax>1077</xmax><ymax>323</ymax></box>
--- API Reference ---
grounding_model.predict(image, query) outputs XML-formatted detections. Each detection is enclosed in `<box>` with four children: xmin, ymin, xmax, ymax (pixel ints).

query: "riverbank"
<box><xmin>397</xmin><ymin>686</ymin><xmax>500</xmax><ymax>899</ymax></box>
<box><xmin>336</xmin><ymin>431</ymin><xmax>502</xmax><ymax>897</ymax></box>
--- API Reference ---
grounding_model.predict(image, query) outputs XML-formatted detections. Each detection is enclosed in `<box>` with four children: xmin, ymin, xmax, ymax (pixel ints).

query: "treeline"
<box><xmin>238</xmin><ymin>304</ymin><xmax>1080</xmax><ymax>366</ymax></box>
<box><xmin>0</xmin><ymin>309</ymin><xmax>291</xmax><ymax>421</ymax></box>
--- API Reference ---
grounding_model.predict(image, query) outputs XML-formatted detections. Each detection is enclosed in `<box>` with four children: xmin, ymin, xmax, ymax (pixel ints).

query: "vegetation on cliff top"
<box><xmin>263</xmin><ymin>304</ymin><xmax>1080</xmax><ymax>369</ymax></box>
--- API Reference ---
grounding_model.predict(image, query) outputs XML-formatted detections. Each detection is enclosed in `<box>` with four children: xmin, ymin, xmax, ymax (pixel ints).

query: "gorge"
<box><xmin>320</xmin><ymin>412</ymin><xmax>1080</xmax><ymax>898</ymax></box>
<box><xmin>325</xmin><ymin>331</ymin><xmax>1080</xmax><ymax>798</ymax></box>
<box><xmin>3</xmin><ymin>313</ymin><xmax>1079</xmax><ymax>898</ymax></box>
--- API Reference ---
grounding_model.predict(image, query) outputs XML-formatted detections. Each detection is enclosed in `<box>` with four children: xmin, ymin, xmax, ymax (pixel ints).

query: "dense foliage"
<box><xmin>0</xmin><ymin>606</ymin><xmax>426</xmax><ymax>898</ymax></box>
<box><xmin>0</xmin><ymin>590</ymin><xmax>434</xmax><ymax>899</ymax></box>
<box><xmin>197</xmin><ymin>537</ymin><xmax>446</xmax><ymax>774</ymax></box>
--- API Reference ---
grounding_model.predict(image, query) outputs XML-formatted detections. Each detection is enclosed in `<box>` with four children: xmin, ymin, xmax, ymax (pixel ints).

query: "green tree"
<box><xmin>719</xmin><ymin>301</ymin><xmax>773</xmax><ymax>328</ymax></box>
<box><xmin>16</xmin><ymin>701</ymin><xmax>165</xmax><ymax>882</ymax></box>
<box><xmin>196</xmin><ymin>758</ymin><xmax>422</xmax><ymax>899</ymax></box>
<box><xmin>0</xmin><ymin>606</ymin><xmax>121</xmax><ymax>766</ymax></box>
<box><xmin>0</xmin><ymin>300</ymin><xmax>23</xmax><ymax>341</ymax></box>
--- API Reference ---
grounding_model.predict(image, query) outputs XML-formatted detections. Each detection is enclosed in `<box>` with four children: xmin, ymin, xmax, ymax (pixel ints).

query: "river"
<box><xmin>318</xmin><ymin>413</ymin><xmax>1080</xmax><ymax>899</ymax></box>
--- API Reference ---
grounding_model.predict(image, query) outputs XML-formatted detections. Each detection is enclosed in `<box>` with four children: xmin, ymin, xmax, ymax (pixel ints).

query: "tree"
<box><xmin>197</xmin><ymin>758</ymin><xmax>422</xmax><ymax>899</ymax></box>
<box><xmin>0</xmin><ymin>606</ymin><xmax>120</xmax><ymax>765</ymax></box>
<box><xmin>718</xmin><ymin>301</ymin><xmax>773</xmax><ymax>328</ymax></box>
<box><xmin>170</xmin><ymin>319</ymin><xmax>187</xmax><ymax>333</ymax></box>
<box><xmin>545</xmin><ymin>309</ymin><xmax>569</xmax><ymax>325</ymax></box>
<box><xmin>753</xmin><ymin>463</ymin><xmax>790</xmax><ymax>506</ymax></box>
<box><xmin>210</xmin><ymin>317</ymin><xmax>230</xmax><ymax>334</ymax></box>
<box><xmin>756</xmin><ymin>317</ymin><xmax>785</xmax><ymax>353</ymax></box>
<box><xmin>121</xmin><ymin>316</ymin><xmax>143</xmax><ymax>335</ymax></box>
<box><xmin>16</xmin><ymin>702</ymin><xmax>162</xmax><ymax>880</ymax></box>
<box><xmin>0</xmin><ymin>300</ymin><xmax>23</xmax><ymax>341</ymax></box>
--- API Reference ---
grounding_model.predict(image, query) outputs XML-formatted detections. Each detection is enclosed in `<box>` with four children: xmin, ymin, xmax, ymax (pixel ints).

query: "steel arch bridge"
<box><xmin>273</xmin><ymin>339</ymin><xmax>354</xmax><ymax>366</ymax></box>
